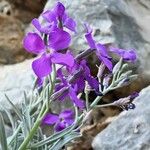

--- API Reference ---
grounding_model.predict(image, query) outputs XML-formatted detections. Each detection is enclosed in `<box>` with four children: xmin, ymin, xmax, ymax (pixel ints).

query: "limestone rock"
<box><xmin>0</xmin><ymin>59</ymin><xmax>34</xmax><ymax>109</ymax></box>
<box><xmin>92</xmin><ymin>85</ymin><xmax>150</xmax><ymax>150</ymax></box>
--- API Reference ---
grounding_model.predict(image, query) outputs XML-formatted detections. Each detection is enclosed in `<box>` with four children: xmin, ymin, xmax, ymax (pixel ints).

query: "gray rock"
<box><xmin>92</xmin><ymin>85</ymin><xmax>150</xmax><ymax>150</ymax></box>
<box><xmin>0</xmin><ymin>59</ymin><xmax>34</xmax><ymax>110</ymax></box>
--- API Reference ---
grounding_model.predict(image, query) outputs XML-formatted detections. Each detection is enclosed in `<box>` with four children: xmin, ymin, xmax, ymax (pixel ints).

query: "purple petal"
<box><xmin>32</xmin><ymin>18</ymin><xmax>41</xmax><ymax>31</ymax></box>
<box><xmin>54</xmin><ymin>2</ymin><xmax>65</xmax><ymax>19</ymax></box>
<box><xmin>80</xmin><ymin>60</ymin><xmax>90</xmax><ymax>75</ymax></box>
<box><xmin>96</xmin><ymin>44</ymin><xmax>112</xmax><ymax>71</ymax></box>
<box><xmin>42</xmin><ymin>10</ymin><xmax>57</xmax><ymax>23</ymax></box>
<box><xmin>99</xmin><ymin>55</ymin><xmax>113</xmax><ymax>71</ymax></box>
<box><xmin>42</xmin><ymin>113</ymin><xmax>59</xmax><ymax>125</ymax></box>
<box><xmin>74</xmin><ymin>77</ymin><xmax>85</xmax><ymax>92</ymax></box>
<box><xmin>32</xmin><ymin>54</ymin><xmax>52</xmax><ymax>78</ymax></box>
<box><xmin>69</xmin><ymin>87</ymin><xmax>85</xmax><ymax>109</ymax></box>
<box><xmin>51</xmin><ymin>52</ymin><xmax>74</xmax><ymax>67</ymax></box>
<box><xmin>85</xmin><ymin>24</ymin><xmax>96</xmax><ymax>49</ymax></box>
<box><xmin>32</xmin><ymin>18</ymin><xmax>53</xmax><ymax>34</ymax></box>
<box><xmin>110</xmin><ymin>48</ymin><xmax>137</xmax><ymax>62</ymax></box>
<box><xmin>55</xmin><ymin>121</ymin><xmax>66</xmax><ymax>132</ymax></box>
<box><xmin>57</xmin><ymin>68</ymin><xmax>68</xmax><ymax>85</ymax></box>
<box><xmin>123</xmin><ymin>50</ymin><xmax>137</xmax><ymax>62</ymax></box>
<box><xmin>49</xmin><ymin>28</ymin><xmax>71</xmax><ymax>50</ymax></box>
<box><xmin>59</xmin><ymin>109</ymin><xmax>74</xmax><ymax>120</ymax></box>
<box><xmin>23</xmin><ymin>33</ymin><xmax>45</xmax><ymax>54</ymax></box>
<box><xmin>86</xmin><ymin>76</ymin><xmax>99</xmax><ymax>90</ymax></box>
<box><xmin>96</xmin><ymin>43</ymin><xmax>110</xmax><ymax>58</ymax></box>
<box><xmin>64</xmin><ymin>17</ymin><xmax>76</xmax><ymax>32</ymax></box>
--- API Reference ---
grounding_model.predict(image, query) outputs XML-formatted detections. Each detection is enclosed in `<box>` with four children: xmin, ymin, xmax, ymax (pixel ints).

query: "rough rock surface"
<box><xmin>0</xmin><ymin>0</ymin><xmax>46</xmax><ymax>64</ymax></box>
<box><xmin>0</xmin><ymin>59</ymin><xmax>34</xmax><ymax>109</ymax></box>
<box><xmin>92</xmin><ymin>85</ymin><xmax>150</xmax><ymax>150</ymax></box>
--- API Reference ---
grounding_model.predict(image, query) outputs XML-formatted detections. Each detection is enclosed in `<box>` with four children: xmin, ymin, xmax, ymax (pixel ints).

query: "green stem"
<box><xmin>85</xmin><ymin>91</ymin><xmax>89</xmax><ymax>111</ymax></box>
<box><xmin>18</xmin><ymin>119</ymin><xmax>41</xmax><ymax>150</ymax></box>
<box><xmin>95</xmin><ymin>103</ymin><xmax>115</xmax><ymax>108</ymax></box>
<box><xmin>18</xmin><ymin>64</ymin><xmax>57</xmax><ymax>150</ymax></box>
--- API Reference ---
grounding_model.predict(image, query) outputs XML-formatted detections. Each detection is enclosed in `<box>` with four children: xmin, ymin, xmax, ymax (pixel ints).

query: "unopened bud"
<box><xmin>102</xmin><ymin>74</ymin><xmax>112</xmax><ymax>89</ymax></box>
<box><xmin>97</xmin><ymin>63</ymin><xmax>105</xmax><ymax>79</ymax></box>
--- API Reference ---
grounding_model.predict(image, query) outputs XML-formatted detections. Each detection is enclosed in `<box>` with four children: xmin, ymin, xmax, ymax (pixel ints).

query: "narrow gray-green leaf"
<box><xmin>0</xmin><ymin>113</ymin><xmax>8</xmax><ymax>150</ymax></box>
<box><xmin>5</xmin><ymin>94</ymin><xmax>22</xmax><ymax>120</ymax></box>
<box><xmin>49</xmin><ymin>132</ymin><xmax>81</xmax><ymax>150</ymax></box>
<box><xmin>112</xmin><ymin>58</ymin><xmax>123</xmax><ymax>74</ymax></box>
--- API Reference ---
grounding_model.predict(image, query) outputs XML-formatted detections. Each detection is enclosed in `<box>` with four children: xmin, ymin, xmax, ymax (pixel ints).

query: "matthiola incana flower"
<box><xmin>43</xmin><ymin>109</ymin><xmax>74</xmax><ymax>131</ymax></box>
<box><xmin>110</xmin><ymin>47</ymin><xmax>137</xmax><ymax>62</ymax></box>
<box><xmin>55</xmin><ymin>68</ymin><xmax>85</xmax><ymax>109</ymax></box>
<box><xmin>85</xmin><ymin>24</ymin><xmax>113</xmax><ymax>71</ymax></box>
<box><xmin>23</xmin><ymin>2</ymin><xmax>76</xmax><ymax>79</ymax></box>
<box><xmin>42</xmin><ymin>2</ymin><xmax>76</xmax><ymax>32</ymax></box>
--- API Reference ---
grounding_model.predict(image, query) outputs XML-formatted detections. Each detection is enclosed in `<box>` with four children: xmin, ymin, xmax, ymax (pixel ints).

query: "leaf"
<box><xmin>4</xmin><ymin>108</ymin><xmax>15</xmax><ymax>131</ymax></box>
<box><xmin>7</xmin><ymin>123</ymin><xmax>22</xmax><ymax>146</ymax></box>
<box><xmin>0</xmin><ymin>113</ymin><xmax>8</xmax><ymax>150</ymax></box>
<box><xmin>5</xmin><ymin>94</ymin><xmax>22</xmax><ymax>120</ymax></box>
<box><xmin>49</xmin><ymin>132</ymin><xmax>81</xmax><ymax>150</ymax></box>
<box><xmin>112</xmin><ymin>58</ymin><xmax>123</xmax><ymax>74</ymax></box>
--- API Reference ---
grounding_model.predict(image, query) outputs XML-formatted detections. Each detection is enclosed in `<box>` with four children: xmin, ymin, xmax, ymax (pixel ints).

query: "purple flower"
<box><xmin>23</xmin><ymin>28</ymin><xmax>71</xmax><ymax>52</ymax></box>
<box><xmin>54</xmin><ymin>60</ymin><xmax>100</xmax><ymax>108</ymax></box>
<box><xmin>110</xmin><ymin>48</ymin><xmax>137</xmax><ymax>62</ymax></box>
<box><xmin>113</xmin><ymin>92</ymin><xmax>139</xmax><ymax>110</ymax></box>
<box><xmin>43</xmin><ymin>109</ymin><xmax>74</xmax><ymax>132</ymax></box>
<box><xmin>31</xmin><ymin>52</ymin><xmax>74</xmax><ymax>78</ymax></box>
<box><xmin>55</xmin><ymin>68</ymin><xmax>85</xmax><ymax>109</ymax></box>
<box><xmin>23</xmin><ymin>33</ymin><xmax>45</xmax><ymax>54</ymax></box>
<box><xmin>24</xmin><ymin>32</ymin><xmax>74</xmax><ymax>79</ymax></box>
<box><xmin>42</xmin><ymin>2</ymin><xmax>76</xmax><ymax>32</ymax></box>
<box><xmin>85</xmin><ymin>24</ymin><xmax>113</xmax><ymax>71</ymax></box>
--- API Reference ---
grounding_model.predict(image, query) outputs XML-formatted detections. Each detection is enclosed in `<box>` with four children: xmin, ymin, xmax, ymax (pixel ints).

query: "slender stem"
<box><xmin>18</xmin><ymin>119</ymin><xmax>41</xmax><ymax>150</ymax></box>
<box><xmin>95</xmin><ymin>103</ymin><xmax>115</xmax><ymax>108</ymax></box>
<box><xmin>18</xmin><ymin>64</ymin><xmax>57</xmax><ymax>150</ymax></box>
<box><xmin>85</xmin><ymin>91</ymin><xmax>89</xmax><ymax>111</ymax></box>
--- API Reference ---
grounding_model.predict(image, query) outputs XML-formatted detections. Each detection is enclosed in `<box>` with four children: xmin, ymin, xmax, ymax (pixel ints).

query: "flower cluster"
<box><xmin>23</xmin><ymin>2</ymin><xmax>138</xmax><ymax>132</ymax></box>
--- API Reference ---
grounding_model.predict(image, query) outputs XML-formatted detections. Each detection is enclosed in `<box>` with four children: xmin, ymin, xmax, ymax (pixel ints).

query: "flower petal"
<box><xmin>85</xmin><ymin>76</ymin><xmax>99</xmax><ymax>90</ymax></box>
<box><xmin>64</xmin><ymin>17</ymin><xmax>76</xmax><ymax>32</ymax></box>
<box><xmin>99</xmin><ymin>55</ymin><xmax>113</xmax><ymax>71</ymax></box>
<box><xmin>54</xmin><ymin>2</ymin><xmax>65</xmax><ymax>19</ymax></box>
<box><xmin>32</xmin><ymin>18</ymin><xmax>52</xmax><ymax>34</ymax></box>
<box><xmin>55</xmin><ymin>121</ymin><xmax>66</xmax><ymax>132</ymax></box>
<box><xmin>85</xmin><ymin>24</ymin><xmax>96</xmax><ymax>49</ymax></box>
<box><xmin>42</xmin><ymin>10</ymin><xmax>57</xmax><ymax>23</ymax></box>
<box><xmin>96</xmin><ymin>44</ymin><xmax>112</xmax><ymax>71</ymax></box>
<box><xmin>23</xmin><ymin>33</ymin><xmax>45</xmax><ymax>54</ymax></box>
<box><xmin>59</xmin><ymin>109</ymin><xmax>74</xmax><ymax>121</ymax></box>
<box><xmin>69</xmin><ymin>87</ymin><xmax>85</xmax><ymax>109</ymax></box>
<box><xmin>32</xmin><ymin>18</ymin><xmax>41</xmax><ymax>32</ymax></box>
<box><xmin>32</xmin><ymin>54</ymin><xmax>52</xmax><ymax>78</ymax></box>
<box><xmin>96</xmin><ymin>43</ymin><xmax>110</xmax><ymax>58</ymax></box>
<box><xmin>110</xmin><ymin>48</ymin><xmax>137</xmax><ymax>62</ymax></box>
<box><xmin>51</xmin><ymin>52</ymin><xmax>74</xmax><ymax>67</ymax></box>
<box><xmin>42</xmin><ymin>113</ymin><xmax>59</xmax><ymax>125</ymax></box>
<box><xmin>49</xmin><ymin>29</ymin><xmax>71</xmax><ymax>50</ymax></box>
